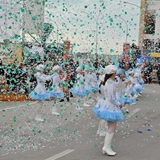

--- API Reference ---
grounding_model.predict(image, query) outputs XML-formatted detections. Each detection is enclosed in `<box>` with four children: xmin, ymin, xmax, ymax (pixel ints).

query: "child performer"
<box><xmin>135</xmin><ymin>63</ymin><xmax>144</xmax><ymax>85</ymax></box>
<box><xmin>124</xmin><ymin>79</ymin><xmax>136</xmax><ymax>105</ymax></box>
<box><xmin>128</xmin><ymin>71</ymin><xmax>138</xmax><ymax>99</ymax></box>
<box><xmin>133</xmin><ymin>73</ymin><xmax>144</xmax><ymax>96</ymax></box>
<box><xmin>93</xmin><ymin>65</ymin><xmax>124</xmax><ymax>156</ymax></box>
<box><xmin>29</xmin><ymin>64</ymin><xmax>51</xmax><ymax>122</ymax></box>
<box><xmin>114</xmin><ymin>69</ymin><xmax>125</xmax><ymax>104</ymax></box>
<box><xmin>48</xmin><ymin>65</ymin><xmax>66</xmax><ymax>116</ymax></box>
<box><xmin>70</xmin><ymin>67</ymin><xmax>87</xmax><ymax>110</ymax></box>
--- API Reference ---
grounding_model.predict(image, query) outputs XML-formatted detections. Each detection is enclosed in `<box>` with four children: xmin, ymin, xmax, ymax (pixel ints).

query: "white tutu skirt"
<box><xmin>92</xmin><ymin>99</ymin><xmax>124</xmax><ymax>122</ymax></box>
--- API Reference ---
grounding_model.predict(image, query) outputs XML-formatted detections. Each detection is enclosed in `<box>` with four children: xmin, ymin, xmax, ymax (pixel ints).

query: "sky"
<box><xmin>45</xmin><ymin>0</ymin><xmax>141</xmax><ymax>55</ymax></box>
<box><xmin>0</xmin><ymin>0</ymin><xmax>141</xmax><ymax>55</ymax></box>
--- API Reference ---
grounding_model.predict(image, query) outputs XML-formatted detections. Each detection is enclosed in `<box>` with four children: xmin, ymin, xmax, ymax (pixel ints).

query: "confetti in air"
<box><xmin>0</xmin><ymin>0</ymin><xmax>160</xmax><ymax>159</ymax></box>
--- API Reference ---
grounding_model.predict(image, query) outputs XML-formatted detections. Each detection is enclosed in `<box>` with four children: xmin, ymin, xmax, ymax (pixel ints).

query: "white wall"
<box><xmin>0</xmin><ymin>0</ymin><xmax>21</xmax><ymax>42</ymax></box>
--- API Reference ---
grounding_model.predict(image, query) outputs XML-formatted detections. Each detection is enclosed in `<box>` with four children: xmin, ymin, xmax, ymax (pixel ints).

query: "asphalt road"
<box><xmin>0</xmin><ymin>83</ymin><xmax>160</xmax><ymax>160</ymax></box>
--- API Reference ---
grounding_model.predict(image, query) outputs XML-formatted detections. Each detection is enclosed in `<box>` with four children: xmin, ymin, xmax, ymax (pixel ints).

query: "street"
<box><xmin>0</xmin><ymin>83</ymin><xmax>160</xmax><ymax>160</ymax></box>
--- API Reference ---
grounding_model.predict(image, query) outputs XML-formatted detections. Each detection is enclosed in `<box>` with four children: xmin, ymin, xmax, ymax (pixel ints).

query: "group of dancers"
<box><xmin>29</xmin><ymin>58</ymin><xmax>144</xmax><ymax>156</ymax></box>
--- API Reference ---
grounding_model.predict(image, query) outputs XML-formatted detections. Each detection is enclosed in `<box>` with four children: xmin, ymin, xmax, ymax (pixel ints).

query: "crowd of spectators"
<box><xmin>1</xmin><ymin>45</ymin><xmax>160</xmax><ymax>97</ymax></box>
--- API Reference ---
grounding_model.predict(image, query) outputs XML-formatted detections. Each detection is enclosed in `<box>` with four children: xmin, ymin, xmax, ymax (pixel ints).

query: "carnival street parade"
<box><xmin>0</xmin><ymin>0</ymin><xmax>160</xmax><ymax>160</ymax></box>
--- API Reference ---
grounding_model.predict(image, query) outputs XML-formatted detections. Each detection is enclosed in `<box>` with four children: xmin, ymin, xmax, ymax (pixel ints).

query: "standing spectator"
<box><xmin>157</xmin><ymin>63</ymin><xmax>160</xmax><ymax>85</ymax></box>
<box><xmin>68</xmin><ymin>59</ymin><xmax>76</xmax><ymax>97</ymax></box>
<box><xmin>144</xmin><ymin>62</ymin><xmax>153</xmax><ymax>84</ymax></box>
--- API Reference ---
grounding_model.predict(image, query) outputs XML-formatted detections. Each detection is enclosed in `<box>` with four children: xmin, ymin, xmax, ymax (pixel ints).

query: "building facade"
<box><xmin>139</xmin><ymin>0</ymin><xmax>160</xmax><ymax>55</ymax></box>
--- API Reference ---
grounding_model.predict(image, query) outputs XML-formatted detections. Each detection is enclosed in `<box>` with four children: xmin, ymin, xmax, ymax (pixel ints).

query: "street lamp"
<box><xmin>81</xmin><ymin>10</ymin><xmax>101</xmax><ymax>55</ymax></box>
<box><xmin>115</xmin><ymin>15</ymin><xmax>128</xmax><ymax>43</ymax></box>
<box><xmin>123</xmin><ymin>1</ymin><xmax>141</xmax><ymax>8</ymax></box>
<box><xmin>52</xmin><ymin>21</ymin><xmax>59</xmax><ymax>49</ymax></box>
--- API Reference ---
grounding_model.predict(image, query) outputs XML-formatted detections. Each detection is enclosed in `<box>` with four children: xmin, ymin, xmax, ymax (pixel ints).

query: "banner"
<box><xmin>0</xmin><ymin>42</ymin><xmax>22</xmax><ymax>64</ymax></box>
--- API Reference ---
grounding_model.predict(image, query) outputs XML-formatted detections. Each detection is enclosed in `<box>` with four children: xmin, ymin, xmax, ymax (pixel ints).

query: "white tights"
<box><xmin>107</xmin><ymin>121</ymin><xmax>117</xmax><ymax>134</ymax></box>
<box><xmin>98</xmin><ymin>119</ymin><xmax>107</xmax><ymax>130</ymax></box>
<box><xmin>37</xmin><ymin>101</ymin><xmax>44</xmax><ymax>113</ymax></box>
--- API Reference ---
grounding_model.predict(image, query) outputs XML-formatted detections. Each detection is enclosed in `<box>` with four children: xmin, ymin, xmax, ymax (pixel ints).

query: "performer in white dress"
<box><xmin>70</xmin><ymin>67</ymin><xmax>87</xmax><ymax>110</ymax></box>
<box><xmin>83</xmin><ymin>67</ymin><xmax>92</xmax><ymax>107</ymax></box>
<box><xmin>124</xmin><ymin>79</ymin><xmax>136</xmax><ymax>105</ymax></box>
<box><xmin>114</xmin><ymin>69</ymin><xmax>125</xmax><ymax>104</ymax></box>
<box><xmin>133</xmin><ymin>72</ymin><xmax>144</xmax><ymax>95</ymax></box>
<box><xmin>128</xmin><ymin>71</ymin><xmax>138</xmax><ymax>98</ymax></box>
<box><xmin>48</xmin><ymin>65</ymin><xmax>66</xmax><ymax>116</ymax></box>
<box><xmin>29</xmin><ymin>64</ymin><xmax>51</xmax><ymax>122</ymax></box>
<box><xmin>135</xmin><ymin>63</ymin><xmax>144</xmax><ymax>85</ymax></box>
<box><xmin>93</xmin><ymin>65</ymin><xmax>124</xmax><ymax>156</ymax></box>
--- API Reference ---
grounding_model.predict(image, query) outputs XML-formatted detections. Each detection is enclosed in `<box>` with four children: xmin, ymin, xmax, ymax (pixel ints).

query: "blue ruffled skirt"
<box><xmin>70</xmin><ymin>88</ymin><xmax>87</xmax><ymax>97</ymax></box>
<box><xmin>92</xmin><ymin>105</ymin><xmax>124</xmax><ymax>122</ymax></box>
<box><xmin>29</xmin><ymin>91</ymin><xmax>50</xmax><ymax>100</ymax></box>
<box><xmin>124</xmin><ymin>88</ymin><xmax>137</xmax><ymax>95</ymax></box>
<box><xmin>131</xmin><ymin>88</ymin><xmax>137</xmax><ymax>95</ymax></box>
<box><xmin>84</xmin><ymin>87</ymin><xmax>93</xmax><ymax>94</ymax></box>
<box><xmin>135</xmin><ymin>84</ymin><xmax>143</xmax><ymax>92</ymax></box>
<box><xmin>85</xmin><ymin>85</ymin><xmax>99</xmax><ymax>94</ymax></box>
<box><xmin>92</xmin><ymin>85</ymin><xmax>99</xmax><ymax>91</ymax></box>
<box><xmin>47</xmin><ymin>91</ymin><xmax>64</xmax><ymax>98</ymax></box>
<box><xmin>123</xmin><ymin>96</ymin><xmax>135</xmax><ymax>104</ymax></box>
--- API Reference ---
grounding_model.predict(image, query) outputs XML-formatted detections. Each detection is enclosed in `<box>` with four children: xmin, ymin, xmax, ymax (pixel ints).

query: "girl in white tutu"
<box><xmin>133</xmin><ymin>72</ymin><xmax>144</xmax><ymax>95</ymax></box>
<box><xmin>93</xmin><ymin>65</ymin><xmax>124</xmax><ymax>156</ymax></box>
<box><xmin>135</xmin><ymin>63</ymin><xmax>144</xmax><ymax>85</ymax></box>
<box><xmin>70</xmin><ymin>67</ymin><xmax>87</xmax><ymax>110</ymax></box>
<box><xmin>128</xmin><ymin>71</ymin><xmax>138</xmax><ymax>99</ymax></box>
<box><xmin>124</xmin><ymin>79</ymin><xmax>136</xmax><ymax>105</ymax></box>
<box><xmin>29</xmin><ymin>64</ymin><xmax>51</xmax><ymax>122</ymax></box>
<box><xmin>83</xmin><ymin>67</ymin><xmax>93</xmax><ymax>107</ymax></box>
<box><xmin>47</xmin><ymin>65</ymin><xmax>66</xmax><ymax>116</ymax></box>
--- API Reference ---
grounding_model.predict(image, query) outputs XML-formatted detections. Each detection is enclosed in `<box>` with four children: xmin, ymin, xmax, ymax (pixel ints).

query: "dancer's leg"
<box><xmin>35</xmin><ymin>101</ymin><xmax>44</xmax><ymax>122</ymax></box>
<box><xmin>102</xmin><ymin>121</ymin><xmax>117</xmax><ymax>155</ymax></box>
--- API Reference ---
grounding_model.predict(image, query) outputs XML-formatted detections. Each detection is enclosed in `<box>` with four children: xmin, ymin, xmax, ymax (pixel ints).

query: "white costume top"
<box><xmin>135</xmin><ymin>68</ymin><xmax>141</xmax><ymax>77</ymax></box>
<box><xmin>99</xmin><ymin>79</ymin><xmax>121</xmax><ymax>112</ymax></box>
<box><xmin>50</xmin><ymin>72</ymin><xmax>65</xmax><ymax>92</ymax></box>
<box><xmin>125</xmin><ymin>84</ymin><xmax>133</xmax><ymax>97</ymax></box>
<box><xmin>75</xmin><ymin>73</ymin><xmax>85</xmax><ymax>91</ymax></box>
<box><xmin>114</xmin><ymin>76</ymin><xmax>122</xmax><ymax>94</ymax></box>
<box><xmin>129</xmin><ymin>76</ymin><xmax>135</xmax><ymax>84</ymax></box>
<box><xmin>34</xmin><ymin>72</ymin><xmax>50</xmax><ymax>94</ymax></box>
<box><xmin>133</xmin><ymin>77</ymin><xmax>140</xmax><ymax>85</ymax></box>
<box><xmin>84</xmin><ymin>72</ymin><xmax>92</xmax><ymax>88</ymax></box>
<box><xmin>90</xmin><ymin>72</ymin><xmax>98</xmax><ymax>87</ymax></box>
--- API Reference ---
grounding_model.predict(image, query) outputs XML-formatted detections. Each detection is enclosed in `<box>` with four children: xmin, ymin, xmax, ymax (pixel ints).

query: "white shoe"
<box><xmin>83</xmin><ymin>103</ymin><xmax>90</xmax><ymax>107</ymax></box>
<box><xmin>99</xmin><ymin>130</ymin><xmax>106</xmax><ymax>137</ymax></box>
<box><xmin>76</xmin><ymin>107</ymin><xmax>83</xmax><ymax>110</ymax></box>
<box><xmin>35</xmin><ymin>115</ymin><xmax>44</xmax><ymax>122</ymax></box>
<box><xmin>87</xmin><ymin>101</ymin><xmax>93</xmax><ymax>104</ymax></box>
<box><xmin>52</xmin><ymin>111</ymin><xmax>60</xmax><ymax>116</ymax></box>
<box><xmin>134</xmin><ymin>95</ymin><xmax>138</xmax><ymax>98</ymax></box>
<box><xmin>102</xmin><ymin>133</ymin><xmax>116</xmax><ymax>156</ymax></box>
<box><xmin>130</xmin><ymin>102</ymin><xmax>136</xmax><ymax>105</ymax></box>
<box><xmin>97</xmin><ymin>129</ymin><xmax>100</xmax><ymax>135</ymax></box>
<box><xmin>138</xmin><ymin>93</ymin><xmax>141</xmax><ymax>97</ymax></box>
